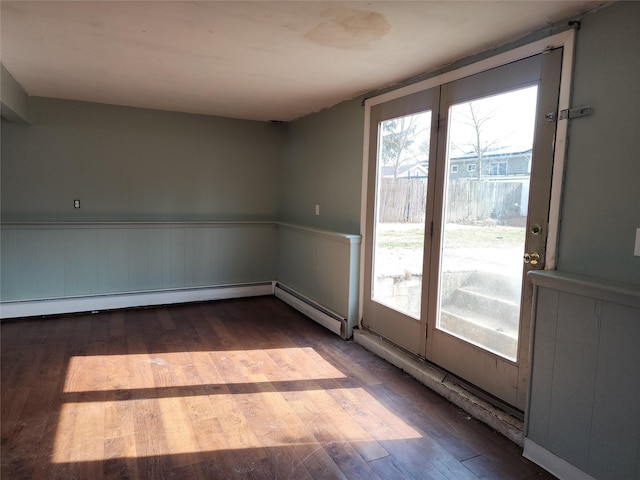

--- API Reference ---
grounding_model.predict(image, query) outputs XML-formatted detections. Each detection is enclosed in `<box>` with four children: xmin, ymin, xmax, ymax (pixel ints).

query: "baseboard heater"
<box><xmin>2</xmin><ymin>282</ymin><xmax>348</xmax><ymax>339</ymax></box>
<box><xmin>274</xmin><ymin>283</ymin><xmax>345</xmax><ymax>338</ymax></box>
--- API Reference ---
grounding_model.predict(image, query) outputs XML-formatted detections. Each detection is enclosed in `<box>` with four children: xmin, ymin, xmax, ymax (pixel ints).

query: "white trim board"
<box><xmin>523</xmin><ymin>439</ymin><xmax>597</xmax><ymax>480</ymax></box>
<box><xmin>0</xmin><ymin>283</ymin><xmax>275</xmax><ymax>319</ymax></box>
<box><xmin>364</xmin><ymin>30</ymin><xmax>574</xmax><ymax>108</ymax></box>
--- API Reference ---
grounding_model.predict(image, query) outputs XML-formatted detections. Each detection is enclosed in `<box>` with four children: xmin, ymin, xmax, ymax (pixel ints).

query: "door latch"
<box><xmin>523</xmin><ymin>252</ymin><xmax>540</xmax><ymax>265</ymax></box>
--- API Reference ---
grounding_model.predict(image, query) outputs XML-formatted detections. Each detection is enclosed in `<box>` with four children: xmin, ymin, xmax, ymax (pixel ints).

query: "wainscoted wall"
<box><xmin>0</xmin><ymin>222</ymin><xmax>361</xmax><ymax>337</ymax></box>
<box><xmin>276</xmin><ymin>223</ymin><xmax>361</xmax><ymax>337</ymax></box>
<box><xmin>0</xmin><ymin>94</ymin><xmax>363</xmax><ymax>332</ymax></box>
<box><xmin>0</xmin><ymin>222</ymin><xmax>277</xmax><ymax>302</ymax></box>
<box><xmin>525</xmin><ymin>271</ymin><xmax>640</xmax><ymax>480</ymax></box>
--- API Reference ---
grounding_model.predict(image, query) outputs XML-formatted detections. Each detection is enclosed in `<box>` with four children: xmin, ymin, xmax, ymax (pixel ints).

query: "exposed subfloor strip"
<box><xmin>353</xmin><ymin>328</ymin><xmax>525</xmax><ymax>447</ymax></box>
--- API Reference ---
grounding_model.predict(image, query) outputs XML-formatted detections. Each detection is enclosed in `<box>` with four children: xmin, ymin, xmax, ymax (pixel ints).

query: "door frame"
<box><xmin>359</xmin><ymin>29</ymin><xmax>576</xmax><ymax>327</ymax></box>
<box><xmin>357</xmin><ymin>31</ymin><xmax>576</xmax><ymax>409</ymax></box>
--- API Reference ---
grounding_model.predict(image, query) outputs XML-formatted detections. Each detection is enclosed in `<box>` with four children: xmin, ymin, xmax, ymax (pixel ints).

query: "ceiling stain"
<box><xmin>305</xmin><ymin>7</ymin><xmax>391</xmax><ymax>50</ymax></box>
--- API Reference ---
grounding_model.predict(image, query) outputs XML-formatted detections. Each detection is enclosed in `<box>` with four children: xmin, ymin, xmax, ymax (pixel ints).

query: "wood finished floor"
<box><xmin>1</xmin><ymin>296</ymin><xmax>555</xmax><ymax>479</ymax></box>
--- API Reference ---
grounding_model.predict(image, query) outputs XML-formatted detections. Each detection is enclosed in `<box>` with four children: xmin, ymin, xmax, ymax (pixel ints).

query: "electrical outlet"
<box><xmin>315</xmin><ymin>204</ymin><xmax>320</xmax><ymax>216</ymax></box>
<box><xmin>635</xmin><ymin>228</ymin><xmax>640</xmax><ymax>256</ymax></box>
<box><xmin>74</xmin><ymin>199</ymin><xmax>81</xmax><ymax>209</ymax></box>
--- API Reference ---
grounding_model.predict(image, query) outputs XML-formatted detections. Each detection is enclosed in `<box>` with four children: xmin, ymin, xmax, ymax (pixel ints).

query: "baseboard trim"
<box><xmin>0</xmin><ymin>282</ymin><xmax>347</xmax><ymax>341</ymax></box>
<box><xmin>0</xmin><ymin>283</ymin><xmax>275</xmax><ymax>320</ymax></box>
<box><xmin>274</xmin><ymin>284</ymin><xmax>344</xmax><ymax>337</ymax></box>
<box><xmin>523</xmin><ymin>439</ymin><xmax>596</xmax><ymax>480</ymax></box>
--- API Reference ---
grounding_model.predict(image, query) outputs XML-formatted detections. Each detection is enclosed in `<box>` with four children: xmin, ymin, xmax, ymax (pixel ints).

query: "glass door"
<box><xmin>426</xmin><ymin>50</ymin><xmax>562</xmax><ymax>409</ymax></box>
<box><xmin>363</xmin><ymin>88</ymin><xmax>438</xmax><ymax>355</ymax></box>
<box><xmin>437</xmin><ymin>86</ymin><xmax>538</xmax><ymax>362</ymax></box>
<box><xmin>363</xmin><ymin>49</ymin><xmax>562</xmax><ymax>410</ymax></box>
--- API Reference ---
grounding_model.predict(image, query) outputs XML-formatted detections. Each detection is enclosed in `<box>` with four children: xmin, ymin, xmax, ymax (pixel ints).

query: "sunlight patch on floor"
<box><xmin>52</xmin><ymin>387</ymin><xmax>421</xmax><ymax>463</ymax></box>
<box><xmin>63</xmin><ymin>347</ymin><xmax>347</xmax><ymax>393</ymax></box>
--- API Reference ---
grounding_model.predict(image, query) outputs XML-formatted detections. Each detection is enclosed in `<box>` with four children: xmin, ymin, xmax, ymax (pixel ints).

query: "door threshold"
<box><xmin>353</xmin><ymin>328</ymin><xmax>525</xmax><ymax>447</ymax></box>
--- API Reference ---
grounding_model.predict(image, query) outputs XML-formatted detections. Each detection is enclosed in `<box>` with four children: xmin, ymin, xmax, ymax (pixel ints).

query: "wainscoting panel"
<box><xmin>525</xmin><ymin>271</ymin><xmax>640</xmax><ymax>480</ymax></box>
<box><xmin>0</xmin><ymin>222</ymin><xmax>277</xmax><ymax>303</ymax></box>
<box><xmin>276</xmin><ymin>223</ymin><xmax>361</xmax><ymax>337</ymax></box>
<box><xmin>1</xmin><ymin>222</ymin><xmax>362</xmax><ymax>336</ymax></box>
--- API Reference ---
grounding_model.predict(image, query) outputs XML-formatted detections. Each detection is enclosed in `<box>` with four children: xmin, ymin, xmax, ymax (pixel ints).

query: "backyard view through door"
<box><xmin>436</xmin><ymin>86</ymin><xmax>538</xmax><ymax>361</ymax></box>
<box><xmin>364</xmin><ymin>50</ymin><xmax>562</xmax><ymax>409</ymax></box>
<box><xmin>372</xmin><ymin>111</ymin><xmax>432</xmax><ymax>318</ymax></box>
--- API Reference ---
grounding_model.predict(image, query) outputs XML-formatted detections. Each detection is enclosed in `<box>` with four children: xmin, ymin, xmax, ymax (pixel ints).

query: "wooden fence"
<box><xmin>378</xmin><ymin>178</ymin><xmax>428</xmax><ymax>223</ymax></box>
<box><xmin>378</xmin><ymin>177</ymin><xmax>527</xmax><ymax>225</ymax></box>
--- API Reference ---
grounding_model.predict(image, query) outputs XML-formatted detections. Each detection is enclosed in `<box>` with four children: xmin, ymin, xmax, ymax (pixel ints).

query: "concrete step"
<box><xmin>445</xmin><ymin>284</ymin><xmax>520</xmax><ymax>320</ymax></box>
<box><xmin>439</xmin><ymin>307</ymin><xmax>518</xmax><ymax>359</ymax></box>
<box><xmin>467</xmin><ymin>271</ymin><xmax>522</xmax><ymax>301</ymax></box>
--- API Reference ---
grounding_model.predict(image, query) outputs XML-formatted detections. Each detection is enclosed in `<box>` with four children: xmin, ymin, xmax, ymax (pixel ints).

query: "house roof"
<box><xmin>380</xmin><ymin>162</ymin><xmax>429</xmax><ymax>177</ymax></box>
<box><xmin>451</xmin><ymin>147</ymin><xmax>533</xmax><ymax>161</ymax></box>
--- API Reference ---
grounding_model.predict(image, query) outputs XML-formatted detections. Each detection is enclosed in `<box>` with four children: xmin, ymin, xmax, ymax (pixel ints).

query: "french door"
<box><xmin>363</xmin><ymin>49</ymin><xmax>562</xmax><ymax>410</ymax></box>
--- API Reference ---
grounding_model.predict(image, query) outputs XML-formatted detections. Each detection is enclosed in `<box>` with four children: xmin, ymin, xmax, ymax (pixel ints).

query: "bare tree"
<box><xmin>381</xmin><ymin>115</ymin><xmax>429</xmax><ymax>178</ymax></box>
<box><xmin>451</xmin><ymin>102</ymin><xmax>503</xmax><ymax>180</ymax></box>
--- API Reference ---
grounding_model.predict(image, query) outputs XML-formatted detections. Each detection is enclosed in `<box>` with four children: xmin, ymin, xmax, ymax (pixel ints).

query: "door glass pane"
<box><xmin>372</xmin><ymin>111</ymin><xmax>431</xmax><ymax>319</ymax></box>
<box><xmin>437</xmin><ymin>86</ymin><xmax>538</xmax><ymax>360</ymax></box>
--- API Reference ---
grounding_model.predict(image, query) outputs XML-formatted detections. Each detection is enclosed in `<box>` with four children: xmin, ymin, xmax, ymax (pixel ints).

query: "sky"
<box><xmin>448</xmin><ymin>85</ymin><xmax>539</xmax><ymax>156</ymax></box>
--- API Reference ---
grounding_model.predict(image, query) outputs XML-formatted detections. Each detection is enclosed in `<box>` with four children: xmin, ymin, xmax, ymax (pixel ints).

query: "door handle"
<box><xmin>523</xmin><ymin>252</ymin><xmax>540</xmax><ymax>265</ymax></box>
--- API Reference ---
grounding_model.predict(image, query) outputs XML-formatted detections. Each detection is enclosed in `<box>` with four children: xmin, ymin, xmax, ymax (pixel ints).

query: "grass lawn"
<box><xmin>377</xmin><ymin>223</ymin><xmax>525</xmax><ymax>250</ymax></box>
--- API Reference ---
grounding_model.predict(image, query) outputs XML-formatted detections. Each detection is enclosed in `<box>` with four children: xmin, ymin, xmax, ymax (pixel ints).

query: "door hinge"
<box><xmin>559</xmin><ymin>106</ymin><xmax>593</xmax><ymax>120</ymax></box>
<box><xmin>430</xmin><ymin>221</ymin><xmax>434</xmax><ymax>237</ymax></box>
<box><xmin>436</xmin><ymin>114</ymin><xmax>441</xmax><ymax>132</ymax></box>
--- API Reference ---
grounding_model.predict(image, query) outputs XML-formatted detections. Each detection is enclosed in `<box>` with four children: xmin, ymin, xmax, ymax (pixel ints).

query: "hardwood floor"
<box><xmin>1</xmin><ymin>296</ymin><xmax>555</xmax><ymax>479</ymax></box>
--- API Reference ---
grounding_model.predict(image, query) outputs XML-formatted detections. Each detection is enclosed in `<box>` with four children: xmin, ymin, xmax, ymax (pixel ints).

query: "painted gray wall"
<box><xmin>557</xmin><ymin>1</ymin><xmax>640</xmax><ymax>284</ymax></box>
<box><xmin>1</xmin><ymin>64</ymin><xmax>30</xmax><ymax>123</ymax></box>
<box><xmin>279</xmin><ymin>99</ymin><xmax>364</xmax><ymax>235</ymax></box>
<box><xmin>1</xmin><ymin>97</ymin><xmax>285</xmax><ymax>222</ymax></box>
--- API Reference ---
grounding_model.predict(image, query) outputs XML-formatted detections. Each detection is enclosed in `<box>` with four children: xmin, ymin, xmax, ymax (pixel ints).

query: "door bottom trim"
<box><xmin>354</xmin><ymin>328</ymin><xmax>524</xmax><ymax>446</ymax></box>
<box><xmin>446</xmin><ymin>372</ymin><xmax>524</xmax><ymax>421</ymax></box>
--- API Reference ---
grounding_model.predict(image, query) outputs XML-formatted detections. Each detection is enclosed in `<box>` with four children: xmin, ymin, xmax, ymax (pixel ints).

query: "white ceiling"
<box><xmin>1</xmin><ymin>1</ymin><xmax>607</xmax><ymax>122</ymax></box>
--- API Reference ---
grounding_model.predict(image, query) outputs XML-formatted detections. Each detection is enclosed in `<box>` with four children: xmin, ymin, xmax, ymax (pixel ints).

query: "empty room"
<box><xmin>1</xmin><ymin>1</ymin><xmax>638</xmax><ymax>479</ymax></box>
